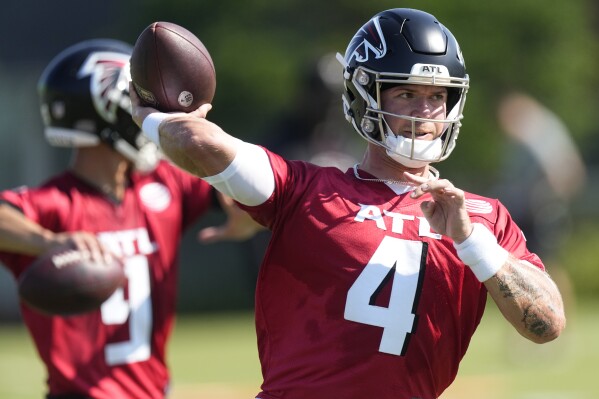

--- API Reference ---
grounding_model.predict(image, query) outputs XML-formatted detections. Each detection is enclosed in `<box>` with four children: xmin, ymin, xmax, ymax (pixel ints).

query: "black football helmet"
<box><xmin>38</xmin><ymin>39</ymin><xmax>159</xmax><ymax>172</ymax></box>
<box><xmin>338</xmin><ymin>8</ymin><xmax>469</xmax><ymax>166</ymax></box>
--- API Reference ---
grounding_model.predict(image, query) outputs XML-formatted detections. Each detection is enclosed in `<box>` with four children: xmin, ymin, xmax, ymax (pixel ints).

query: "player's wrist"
<box><xmin>452</xmin><ymin>224</ymin><xmax>474</xmax><ymax>245</ymax></box>
<box><xmin>141</xmin><ymin>112</ymin><xmax>173</xmax><ymax>146</ymax></box>
<box><xmin>454</xmin><ymin>223</ymin><xmax>509</xmax><ymax>282</ymax></box>
<box><xmin>36</xmin><ymin>229</ymin><xmax>60</xmax><ymax>254</ymax></box>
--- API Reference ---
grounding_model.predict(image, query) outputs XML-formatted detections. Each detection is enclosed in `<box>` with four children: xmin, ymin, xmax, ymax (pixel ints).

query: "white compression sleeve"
<box><xmin>202</xmin><ymin>141</ymin><xmax>275</xmax><ymax>206</ymax></box>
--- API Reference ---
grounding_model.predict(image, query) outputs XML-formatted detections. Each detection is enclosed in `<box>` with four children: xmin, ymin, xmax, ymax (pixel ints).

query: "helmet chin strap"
<box><xmin>382</xmin><ymin>122</ymin><xmax>443</xmax><ymax>168</ymax></box>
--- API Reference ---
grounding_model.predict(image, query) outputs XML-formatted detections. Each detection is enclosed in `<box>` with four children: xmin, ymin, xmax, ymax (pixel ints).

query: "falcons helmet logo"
<box><xmin>346</xmin><ymin>16</ymin><xmax>387</xmax><ymax>64</ymax></box>
<box><xmin>77</xmin><ymin>51</ymin><xmax>132</xmax><ymax>124</ymax></box>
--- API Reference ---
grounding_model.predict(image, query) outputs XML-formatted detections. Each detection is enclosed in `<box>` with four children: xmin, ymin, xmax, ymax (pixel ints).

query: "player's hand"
<box><xmin>130</xmin><ymin>83</ymin><xmax>212</xmax><ymax>128</ymax></box>
<box><xmin>404</xmin><ymin>172</ymin><xmax>472</xmax><ymax>244</ymax></box>
<box><xmin>129</xmin><ymin>83</ymin><xmax>157</xmax><ymax>129</ymax></box>
<box><xmin>51</xmin><ymin>231</ymin><xmax>116</xmax><ymax>264</ymax></box>
<box><xmin>190</xmin><ymin>103</ymin><xmax>212</xmax><ymax>119</ymax></box>
<box><xmin>197</xmin><ymin>192</ymin><xmax>265</xmax><ymax>243</ymax></box>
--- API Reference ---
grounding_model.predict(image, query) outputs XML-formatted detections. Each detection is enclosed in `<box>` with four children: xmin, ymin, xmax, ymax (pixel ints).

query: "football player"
<box><xmin>131</xmin><ymin>8</ymin><xmax>566</xmax><ymax>399</ymax></box>
<box><xmin>0</xmin><ymin>39</ymin><xmax>260</xmax><ymax>399</ymax></box>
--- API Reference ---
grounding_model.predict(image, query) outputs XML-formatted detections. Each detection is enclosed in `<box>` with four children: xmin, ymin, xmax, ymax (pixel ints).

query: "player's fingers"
<box><xmin>403</xmin><ymin>171</ymin><xmax>430</xmax><ymax>186</ymax></box>
<box><xmin>86</xmin><ymin>242</ymin><xmax>112</xmax><ymax>265</ymax></box>
<box><xmin>405</xmin><ymin>173</ymin><xmax>452</xmax><ymax>199</ymax></box>
<box><xmin>191</xmin><ymin>103</ymin><xmax>213</xmax><ymax>118</ymax></box>
<box><xmin>129</xmin><ymin>83</ymin><xmax>157</xmax><ymax>127</ymax></box>
<box><xmin>411</xmin><ymin>178</ymin><xmax>457</xmax><ymax>198</ymax></box>
<box><xmin>73</xmin><ymin>234</ymin><xmax>115</xmax><ymax>264</ymax></box>
<box><xmin>429</xmin><ymin>180</ymin><xmax>466</xmax><ymax>203</ymax></box>
<box><xmin>420</xmin><ymin>200</ymin><xmax>436</xmax><ymax>218</ymax></box>
<box><xmin>426</xmin><ymin>178</ymin><xmax>455</xmax><ymax>192</ymax></box>
<box><xmin>71</xmin><ymin>240</ymin><xmax>103</xmax><ymax>264</ymax></box>
<box><xmin>129</xmin><ymin>82</ymin><xmax>141</xmax><ymax>105</ymax></box>
<box><xmin>197</xmin><ymin>226</ymin><xmax>227</xmax><ymax>244</ymax></box>
<box><xmin>216</xmin><ymin>191</ymin><xmax>235</xmax><ymax>209</ymax></box>
<box><xmin>98</xmin><ymin>245</ymin><xmax>117</xmax><ymax>265</ymax></box>
<box><xmin>410</xmin><ymin>181</ymin><xmax>440</xmax><ymax>199</ymax></box>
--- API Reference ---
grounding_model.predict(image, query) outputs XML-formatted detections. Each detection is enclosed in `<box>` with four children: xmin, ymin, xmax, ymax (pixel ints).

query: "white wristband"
<box><xmin>141</xmin><ymin>112</ymin><xmax>174</xmax><ymax>146</ymax></box>
<box><xmin>454</xmin><ymin>223</ymin><xmax>509</xmax><ymax>282</ymax></box>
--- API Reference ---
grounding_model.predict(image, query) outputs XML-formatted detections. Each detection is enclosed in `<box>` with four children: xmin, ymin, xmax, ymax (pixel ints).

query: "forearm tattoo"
<box><xmin>491</xmin><ymin>262</ymin><xmax>560</xmax><ymax>339</ymax></box>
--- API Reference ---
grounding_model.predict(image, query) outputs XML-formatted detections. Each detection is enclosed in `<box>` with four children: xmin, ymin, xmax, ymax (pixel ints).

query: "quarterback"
<box><xmin>132</xmin><ymin>8</ymin><xmax>566</xmax><ymax>399</ymax></box>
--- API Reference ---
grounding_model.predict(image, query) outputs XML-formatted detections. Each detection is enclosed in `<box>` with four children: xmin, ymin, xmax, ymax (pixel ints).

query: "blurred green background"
<box><xmin>0</xmin><ymin>0</ymin><xmax>598</xmax><ymax>397</ymax></box>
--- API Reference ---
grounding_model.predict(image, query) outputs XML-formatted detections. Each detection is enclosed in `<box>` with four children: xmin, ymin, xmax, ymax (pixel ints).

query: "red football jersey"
<box><xmin>241</xmin><ymin>150</ymin><xmax>543</xmax><ymax>399</ymax></box>
<box><xmin>0</xmin><ymin>160</ymin><xmax>212</xmax><ymax>399</ymax></box>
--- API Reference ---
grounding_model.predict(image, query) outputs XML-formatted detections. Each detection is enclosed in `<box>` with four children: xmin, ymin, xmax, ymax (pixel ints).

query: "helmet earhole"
<box><xmin>356</xmin><ymin>70</ymin><xmax>370</xmax><ymax>86</ymax></box>
<box><xmin>361</xmin><ymin>119</ymin><xmax>375</xmax><ymax>134</ymax></box>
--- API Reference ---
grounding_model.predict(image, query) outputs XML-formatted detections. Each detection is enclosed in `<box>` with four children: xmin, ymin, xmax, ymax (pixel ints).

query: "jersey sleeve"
<box><xmin>1</xmin><ymin>187</ymin><xmax>57</xmax><ymax>227</ymax></box>
<box><xmin>236</xmin><ymin>149</ymin><xmax>312</xmax><ymax>230</ymax></box>
<box><xmin>0</xmin><ymin>186</ymin><xmax>67</xmax><ymax>275</ymax></box>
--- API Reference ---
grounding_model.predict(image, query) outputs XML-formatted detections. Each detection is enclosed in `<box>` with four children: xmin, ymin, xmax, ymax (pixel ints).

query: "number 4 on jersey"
<box><xmin>344</xmin><ymin>237</ymin><xmax>427</xmax><ymax>356</ymax></box>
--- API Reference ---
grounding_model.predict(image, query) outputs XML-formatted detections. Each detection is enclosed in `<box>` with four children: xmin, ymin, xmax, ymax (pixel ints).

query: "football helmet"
<box><xmin>38</xmin><ymin>39</ymin><xmax>159</xmax><ymax>172</ymax></box>
<box><xmin>338</xmin><ymin>8</ymin><xmax>469</xmax><ymax>167</ymax></box>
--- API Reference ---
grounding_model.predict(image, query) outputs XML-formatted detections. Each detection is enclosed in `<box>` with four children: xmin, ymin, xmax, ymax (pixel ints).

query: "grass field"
<box><xmin>0</xmin><ymin>301</ymin><xmax>597</xmax><ymax>399</ymax></box>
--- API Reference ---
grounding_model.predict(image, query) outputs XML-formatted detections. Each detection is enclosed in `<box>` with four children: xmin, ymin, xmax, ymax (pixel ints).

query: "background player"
<box><xmin>0</xmin><ymin>39</ymin><xmax>260</xmax><ymax>399</ymax></box>
<box><xmin>130</xmin><ymin>8</ymin><xmax>566</xmax><ymax>399</ymax></box>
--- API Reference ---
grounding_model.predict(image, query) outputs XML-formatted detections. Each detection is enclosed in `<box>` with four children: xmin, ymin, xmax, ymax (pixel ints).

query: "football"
<box><xmin>18</xmin><ymin>246</ymin><xmax>126</xmax><ymax>316</ymax></box>
<box><xmin>130</xmin><ymin>21</ymin><xmax>216</xmax><ymax>112</ymax></box>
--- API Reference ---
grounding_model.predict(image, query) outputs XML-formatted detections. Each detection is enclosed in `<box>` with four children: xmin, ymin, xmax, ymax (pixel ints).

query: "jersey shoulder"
<box><xmin>463</xmin><ymin>192</ymin><xmax>499</xmax><ymax>214</ymax></box>
<box><xmin>266</xmin><ymin>147</ymin><xmax>349</xmax><ymax>186</ymax></box>
<box><xmin>0</xmin><ymin>172</ymin><xmax>79</xmax><ymax>211</ymax></box>
<box><xmin>462</xmin><ymin>191</ymin><xmax>519</xmax><ymax>237</ymax></box>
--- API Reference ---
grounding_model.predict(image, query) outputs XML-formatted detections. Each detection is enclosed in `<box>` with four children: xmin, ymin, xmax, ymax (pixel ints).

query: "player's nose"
<box><xmin>409</xmin><ymin>97</ymin><xmax>433</xmax><ymax>118</ymax></box>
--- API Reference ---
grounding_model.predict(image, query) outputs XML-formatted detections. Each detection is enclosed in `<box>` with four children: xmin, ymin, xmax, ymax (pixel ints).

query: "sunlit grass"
<box><xmin>0</xmin><ymin>301</ymin><xmax>596</xmax><ymax>399</ymax></box>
